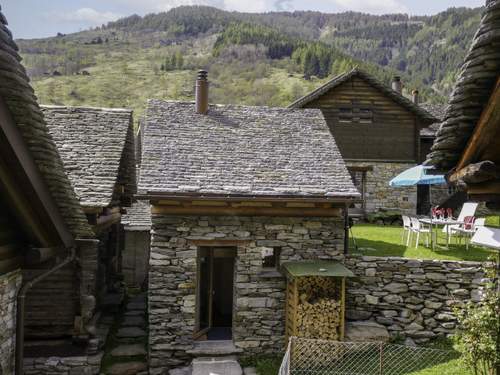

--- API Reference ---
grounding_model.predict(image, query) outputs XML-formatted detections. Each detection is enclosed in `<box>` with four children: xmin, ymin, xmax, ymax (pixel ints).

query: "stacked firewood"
<box><xmin>295</xmin><ymin>276</ymin><xmax>341</xmax><ymax>340</ymax></box>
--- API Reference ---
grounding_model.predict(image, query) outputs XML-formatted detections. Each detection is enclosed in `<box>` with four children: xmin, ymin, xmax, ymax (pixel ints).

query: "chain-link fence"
<box><xmin>279</xmin><ymin>337</ymin><xmax>458</xmax><ymax>375</ymax></box>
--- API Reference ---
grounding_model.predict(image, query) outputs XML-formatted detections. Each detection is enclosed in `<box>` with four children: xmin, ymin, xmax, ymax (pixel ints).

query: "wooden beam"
<box><xmin>0</xmin><ymin>95</ymin><xmax>74</xmax><ymax>248</ymax></box>
<box><xmin>456</xmin><ymin>77</ymin><xmax>500</xmax><ymax>170</ymax></box>
<box><xmin>467</xmin><ymin>180</ymin><xmax>500</xmax><ymax>195</ymax></box>
<box><xmin>188</xmin><ymin>239</ymin><xmax>252</xmax><ymax>247</ymax></box>
<box><xmin>151</xmin><ymin>205</ymin><xmax>343</xmax><ymax>217</ymax></box>
<box><xmin>142</xmin><ymin>192</ymin><xmax>358</xmax><ymax>204</ymax></box>
<box><xmin>449</xmin><ymin>160</ymin><xmax>499</xmax><ymax>184</ymax></box>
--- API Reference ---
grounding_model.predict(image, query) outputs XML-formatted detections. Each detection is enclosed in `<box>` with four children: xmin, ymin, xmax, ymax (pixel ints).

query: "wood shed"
<box><xmin>282</xmin><ymin>260</ymin><xmax>354</xmax><ymax>342</ymax></box>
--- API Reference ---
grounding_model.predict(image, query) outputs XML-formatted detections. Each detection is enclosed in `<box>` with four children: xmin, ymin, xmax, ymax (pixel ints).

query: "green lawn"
<box><xmin>350</xmin><ymin>224</ymin><xmax>496</xmax><ymax>262</ymax></box>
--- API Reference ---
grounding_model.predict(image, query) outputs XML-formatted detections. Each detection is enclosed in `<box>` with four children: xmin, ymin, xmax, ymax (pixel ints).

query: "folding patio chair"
<box><xmin>471</xmin><ymin>226</ymin><xmax>500</xmax><ymax>251</ymax></box>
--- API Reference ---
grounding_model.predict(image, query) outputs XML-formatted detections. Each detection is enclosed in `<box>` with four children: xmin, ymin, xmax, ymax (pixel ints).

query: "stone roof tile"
<box><xmin>427</xmin><ymin>0</ymin><xmax>500</xmax><ymax>169</ymax></box>
<box><xmin>139</xmin><ymin>100</ymin><xmax>360</xmax><ymax>199</ymax></box>
<box><xmin>0</xmin><ymin>7</ymin><xmax>93</xmax><ymax>238</ymax></box>
<box><xmin>42</xmin><ymin>106</ymin><xmax>136</xmax><ymax>208</ymax></box>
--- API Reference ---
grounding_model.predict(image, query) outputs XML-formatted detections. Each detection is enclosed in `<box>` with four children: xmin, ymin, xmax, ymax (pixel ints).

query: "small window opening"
<box><xmin>339</xmin><ymin>107</ymin><xmax>353</xmax><ymax>123</ymax></box>
<box><xmin>262</xmin><ymin>247</ymin><xmax>281</xmax><ymax>269</ymax></box>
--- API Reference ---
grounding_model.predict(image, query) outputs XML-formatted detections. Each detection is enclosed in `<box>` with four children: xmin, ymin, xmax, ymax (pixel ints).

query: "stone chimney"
<box><xmin>412</xmin><ymin>89</ymin><xmax>419</xmax><ymax>105</ymax></box>
<box><xmin>392</xmin><ymin>76</ymin><xmax>402</xmax><ymax>95</ymax></box>
<box><xmin>195</xmin><ymin>70</ymin><xmax>209</xmax><ymax>114</ymax></box>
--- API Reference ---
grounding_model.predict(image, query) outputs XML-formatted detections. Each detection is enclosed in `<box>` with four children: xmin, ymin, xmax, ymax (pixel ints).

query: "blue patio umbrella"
<box><xmin>389</xmin><ymin>165</ymin><xmax>446</xmax><ymax>187</ymax></box>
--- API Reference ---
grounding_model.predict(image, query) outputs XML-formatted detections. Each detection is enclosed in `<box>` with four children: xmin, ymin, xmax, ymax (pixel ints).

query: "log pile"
<box><xmin>295</xmin><ymin>276</ymin><xmax>341</xmax><ymax>340</ymax></box>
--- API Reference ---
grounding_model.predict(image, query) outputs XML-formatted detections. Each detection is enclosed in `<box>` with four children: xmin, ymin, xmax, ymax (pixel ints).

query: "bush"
<box><xmin>454</xmin><ymin>260</ymin><xmax>499</xmax><ymax>375</ymax></box>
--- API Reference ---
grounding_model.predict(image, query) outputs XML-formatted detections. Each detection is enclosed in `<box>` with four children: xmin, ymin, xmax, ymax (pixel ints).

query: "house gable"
<box><xmin>301</xmin><ymin>75</ymin><xmax>420</xmax><ymax>162</ymax></box>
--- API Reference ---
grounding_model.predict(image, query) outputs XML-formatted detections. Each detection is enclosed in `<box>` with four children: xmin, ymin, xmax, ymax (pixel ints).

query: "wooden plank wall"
<box><xmin>304</xmin><ymin>77</ymin><xmax>418</xmax><ymax>162</ymax></box>
<box><xmin>0</xmin><ymin>195</ymin><xmax>23</xmax><ymax>275</ymax></box>
<box><xmin>24</xmin><ymin>264</ymin><xmax>78</xmax><ymax>338</ymax></box>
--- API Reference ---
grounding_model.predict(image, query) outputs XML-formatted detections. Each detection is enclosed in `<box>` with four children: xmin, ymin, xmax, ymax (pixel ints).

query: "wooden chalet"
<box><xmin>427</xmin><ymin>0</ymin><xmax>500</xmax><ymax>209</ymax></box>
<box><xmin>42</xmin><ymin>105</ymin><xmax>137</xmax><ymax>300</ymax></box>
<box><xmin>289</xmin><ymin>68</ymin><xmax>440</xmax><ymax>215</ymax></box>
<box><xmin>138</xmin><ymin>71</ymin><xmax>359</xmax><ymax>372</ymax></box>
<box><xmin>0</xmin><ymin>8</ymin><xmax>98</xmax><ymax>373</ymax></box>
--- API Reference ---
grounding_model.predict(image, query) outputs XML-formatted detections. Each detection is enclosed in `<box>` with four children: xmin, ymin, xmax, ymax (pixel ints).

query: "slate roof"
<box><xmin>288</xmin><ymin>68</ymin><xmax>439</xmax><ymax>124</ymax></box>
<box><xmin>42</xmin><ymin>105</ymin><xmax>136</xmax><ymax>208</ymax></box>
<box><xmin>139</xmin><ymin>100</ymin><xmax>360</xmax><ymax>199</ymax></box>
<box><xmin>121</xmin><ymin>201</ymin><xmax>151</xmax><ymax>231</ymax></box>
<box><xmin>427</xmin><ymin>0</ymin><xmax>500</xmax><ymax>170</ymax></box>
<box><xmin>419</xmin><ymin>103</ymin><xmax>447</xmax><ymax>137</ymax></box>
<box><xmin>0</xmin><ymin>7</ymin><xmax>93</xmax><ymax>238</ymax></box>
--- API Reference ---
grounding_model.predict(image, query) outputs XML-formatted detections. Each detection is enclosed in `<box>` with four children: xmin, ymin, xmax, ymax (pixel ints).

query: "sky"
<box><xmin>1</xmin><ymin>0</ymin><xmax>486</xmax><ymax>39</ymax></box>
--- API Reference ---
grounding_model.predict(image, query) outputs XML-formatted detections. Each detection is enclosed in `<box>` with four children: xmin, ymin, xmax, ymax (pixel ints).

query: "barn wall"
<box><xmin>148</xmin><ymin>214</ymin><xmax>345</xmax><ymax>373</ymax></box>
<box><xmin>304</xmin><ymin>77</ymin><xmax>419</xmax><ymax>162</ymax></box>
<box><xmin>24</xmin><ymin>263</ymin><xmax>78</xmax><ymax>338</ymax></box>
<box><xmin>0</xmin><ymin>269</ymin><xmax>22</xmax><ymax>374</ymax></box>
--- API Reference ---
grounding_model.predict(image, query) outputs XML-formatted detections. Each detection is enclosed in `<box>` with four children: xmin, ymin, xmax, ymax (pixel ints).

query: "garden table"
<box><xmin>419</xmin><ymin>217</ymin><xmax>464</xmax><ymax>250</ymax></box>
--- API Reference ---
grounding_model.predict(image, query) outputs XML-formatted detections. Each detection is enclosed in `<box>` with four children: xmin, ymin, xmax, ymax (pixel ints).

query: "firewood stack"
<box><xmin>295</xmin><ymin>276</ymin><xmax>341</xmax><ymax>340</ymax></box>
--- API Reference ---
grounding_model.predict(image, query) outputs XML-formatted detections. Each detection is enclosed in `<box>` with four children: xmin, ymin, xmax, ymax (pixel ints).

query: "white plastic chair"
<box><xmin>401</xmin><ymin>215</ymin><xmax>412</xmax><ymax>245</ymax></box>
<box><xmin>410</xmin><ymin>216</ymin><xmax>431</xmax><ymax>248</ymax></box>
<box><xmin>443</xmin><ymin>202</ymin><xmax>479</xmax><ymax>244</ymax></box>
<box><xmin>471</xmin><ymin>226</ymin><xmax>500</xmax><ymax>250</ymax></box>
<box><xmin>455</xmin><ymin>217</ymin><xmax>487</xmax><ymax>250</ymax></box>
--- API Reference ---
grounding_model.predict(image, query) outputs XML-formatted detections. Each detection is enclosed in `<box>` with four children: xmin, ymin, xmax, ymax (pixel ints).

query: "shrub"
<box><xmin>454</xmin><ymin>260</ymin><xmax>499</xmax><ymax>375</ymax></box>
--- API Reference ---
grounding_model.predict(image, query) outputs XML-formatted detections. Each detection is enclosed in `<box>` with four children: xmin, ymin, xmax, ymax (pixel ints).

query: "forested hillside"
<box><xmin>17</xmin><ymin>5</ymin><xmax>482</xmax><ymax>118</ymax></box>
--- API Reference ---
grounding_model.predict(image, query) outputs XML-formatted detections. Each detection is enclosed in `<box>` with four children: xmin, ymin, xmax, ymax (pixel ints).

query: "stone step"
<box><xmin>116</xmin><ymin>327</ymin><xmax>147</xmax><ymax>339</ymax></box>
<box><xmin>111</xmin><ymin>344</ymin><xmax>147</xmax><ymax>357</ymax></box>
<box><xmin>192</xmin><ymin>356</ymin><xmax>242</xmax><ymax>375</ymax></box>
<box><xmin>186</xmin><ymin>341</ymin><xmax>243</xmax><ymax>356</ymax></box>
<box><xmin>122</xmin><ymin>316</ymin><xmax>146</xmax><ymax>327</ymax></box>
<box><xmin>107</xmin><ymin>361</ymin><xmax>147</xmax><ymax>375</ymax></box>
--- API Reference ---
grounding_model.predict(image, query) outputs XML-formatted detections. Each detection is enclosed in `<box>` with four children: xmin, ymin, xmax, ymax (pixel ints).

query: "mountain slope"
<box><xmin>16</xmin><ymin>6</ymin><xmax>482</xmax><ymax>118</ymax></box>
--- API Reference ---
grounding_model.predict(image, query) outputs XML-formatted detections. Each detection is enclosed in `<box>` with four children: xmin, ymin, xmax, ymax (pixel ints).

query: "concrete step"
<box><xmin>187</xmin><ymin>341</ymin><xmax>243</xmax><ymax>356</ymax></box>
<box><xmin>192</xmin><ymin>356</ymin><xmax>242</xmax><ymax>375</ymax></box>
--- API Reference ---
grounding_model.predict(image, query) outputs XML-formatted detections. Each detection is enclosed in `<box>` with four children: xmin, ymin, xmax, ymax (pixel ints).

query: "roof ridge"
<box><xmin>41</xmin><ymin>104</ymin><xmax>133</xmax><ymax>113</ymax></box>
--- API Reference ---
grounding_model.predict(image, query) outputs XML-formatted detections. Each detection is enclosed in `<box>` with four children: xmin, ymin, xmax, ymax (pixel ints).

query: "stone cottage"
<box><xmin>42</xmin><ymin>105</ymin><xmax>136</xmax><ymax>303</ymax></box>
<box><xmin>137</xmin><ymin>72</ymin><xmax>360</xmax><ymax>373</ymax></box>
<box><xmin>289</xmin><ymin>69</ymin><xmax>440</xmax><ymax>215</ymax></box>
<box><xmin>0</xmin><ymin>8</ymin><xmax>97</xmax><ymax>374</ymax></box>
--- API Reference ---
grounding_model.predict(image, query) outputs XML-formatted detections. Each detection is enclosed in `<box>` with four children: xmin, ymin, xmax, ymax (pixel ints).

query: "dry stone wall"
<box><xmin>0</xmin><ymin>269</ymin><xmax>22</xmax><ymax>375</ymax></box>
<box><xmin>23</xmin><ymin>353</ymin><xmax>103</xmax><ymax>375</ymax></box>
<box><xmin>149</xmin><ymin>214</ymin><xmax>345</xmax><ymax>373</ymax></box>
<box><xmin>344</xmin><ymin>255</ymin><xmax>489</xmax><ymax>342</ymax></box>
<box><xmin>348</xmin><ymin>161</ymin><xmax>417</xmax><ymax>214</ymax></box>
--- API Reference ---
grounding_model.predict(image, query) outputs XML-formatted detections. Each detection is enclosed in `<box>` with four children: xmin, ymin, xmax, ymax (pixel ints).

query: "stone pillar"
<box><xmin>0</xmin><ymin>269</ymin><xmax>22</xmax><ymax>374</ymax></box>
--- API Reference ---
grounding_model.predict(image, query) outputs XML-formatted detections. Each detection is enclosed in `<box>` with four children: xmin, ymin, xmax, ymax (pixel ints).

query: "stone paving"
<box><xmin>101</xmin><ymin>293</ymin><xmax>148</xmax><ymax>375</ymax></box>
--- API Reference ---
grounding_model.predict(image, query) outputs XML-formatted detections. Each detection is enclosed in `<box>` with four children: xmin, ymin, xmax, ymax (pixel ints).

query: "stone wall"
<box><xmin>344</xmin><ymin>255</ymin><xmax>488</xmax><ymax>342</ymax></box>
<box><xmin>0</xmin><ymin>269</ymin><xmax>22</xmax><ymax>375</ymax></box>
<box><xmin>347</xmin><ymin>161</ymin><xmax>417</xmax><ymax>214</ymax></box>
<box><xmin>23</xmin><ymin>353</ymin><xmax>103</xmax><ymax>375</ymax></box>
<box><xmin>123</xmin><ymin>230</ymin><xmax>150</xmax><ymax>289</ymax></box>
<box><xmin>149</xmin><ymin>214</ymin><xmax>345</xmax><ymax>373</ymax></box>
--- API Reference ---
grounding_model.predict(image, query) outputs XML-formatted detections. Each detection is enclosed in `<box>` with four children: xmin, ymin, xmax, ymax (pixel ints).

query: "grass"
<box><xmin>242</xmin><ymin>339</ymin><xmax>472</xmax><ymax>375</ymax></box>
<box><xmin>351</xmin><ymin>224</ymin><xmax>496</xmax><ymax>261</ymax></box>
<box><xmin>240</xmin><ymin>355</ymin><xmax>282</xmax><ymax>375</ymax></box>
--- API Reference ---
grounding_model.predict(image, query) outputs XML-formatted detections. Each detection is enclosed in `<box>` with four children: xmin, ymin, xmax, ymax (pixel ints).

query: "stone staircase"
<box><xmin>100</xmin><ymin>292</ymin><xmax>148</xmax><ymax>375</ymax></box>
<box><xmin>170</xmin><ymin>356</ymin><xmax>244</xmax><ymax>375</ymax></box>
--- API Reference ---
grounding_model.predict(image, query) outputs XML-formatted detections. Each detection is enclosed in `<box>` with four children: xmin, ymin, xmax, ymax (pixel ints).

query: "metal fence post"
<box><xmin>379</xmin><ymin>342</ymin><xmax>384</xmax><ymax>375</ymax></box>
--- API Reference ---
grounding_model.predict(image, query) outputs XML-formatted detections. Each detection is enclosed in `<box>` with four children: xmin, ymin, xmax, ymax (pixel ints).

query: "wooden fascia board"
<box><xmin>0</xmin><ymin>96</ymin><xmax>74</xmax><ymax>248</ymax></box>
<box><xmin>455</xmin><ymin>77</ymin><xmax>500</xmax><ymax>172</ymax></box>
<box><xmin>138</xmin><ymin>192</ymin><xmax>360</xmax><ymax>204</ymax></box>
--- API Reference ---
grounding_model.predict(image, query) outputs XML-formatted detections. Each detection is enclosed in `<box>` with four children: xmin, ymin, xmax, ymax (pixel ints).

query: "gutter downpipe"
<box><xmin>15</xmin><ymin>238</ymin><xmax>94</xmax><ymax>375</ymax></box>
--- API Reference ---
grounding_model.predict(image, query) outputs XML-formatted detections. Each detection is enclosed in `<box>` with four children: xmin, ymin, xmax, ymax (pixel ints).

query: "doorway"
<box><xmin>195</xmin><ymin>247</ymin><xmax>235</xmax><ymax>341</ymax></box>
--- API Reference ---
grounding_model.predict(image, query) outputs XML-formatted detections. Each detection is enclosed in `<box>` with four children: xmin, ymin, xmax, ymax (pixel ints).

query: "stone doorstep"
<box><xmin>186</xmin><ymin>341</ymin><xmax>243</xmax><ymax>356</ymax></box>
<box><xmin>192</xmin><ymin>356</ymin><xmax>242</xmax><ymax>375</ymax></box>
